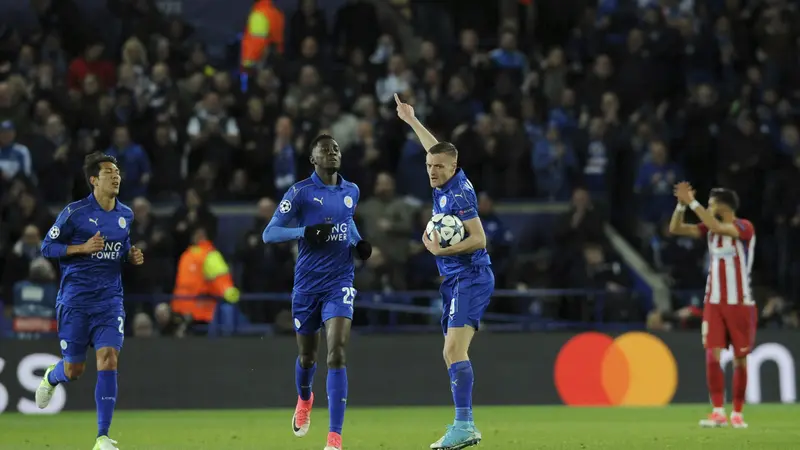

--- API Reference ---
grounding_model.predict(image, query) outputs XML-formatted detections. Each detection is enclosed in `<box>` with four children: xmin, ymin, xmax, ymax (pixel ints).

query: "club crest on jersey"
<box><xmin>279</xmin><ymin>199</ymin><xmax>292</xmax><ymax>214</ymax></box>
<box><xmin>439</xmin><ymin>196</ymin><xmax>447</xmax><ymax>208</ymax></box>
<box><xmin>48</xmin><ymin>226</ymin><xmax>60</xmax><ymax>239</ymax></box>
<box><xmin>344</xmin><ymin>195</ymin><xmax>353</xmax><ymax>208</ymax></box>
<box><xmin>118</xmin><ymin>217</ymin><xmax>127</xmax><ymax>229</ymax></box>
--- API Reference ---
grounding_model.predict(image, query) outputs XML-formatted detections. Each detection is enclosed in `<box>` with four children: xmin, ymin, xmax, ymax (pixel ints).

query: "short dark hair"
<box><xmin>83</xmin><ymin>152</ymin><xmax>118</xmax><ymax>188</ymax></box>
<box><xmin>310</xmin><ymin>134</ymin><xmax>335</xmax><ymax>151</ymax></box>
<box><xmin>429</xmin><ymin>141</ymin><xmax>458</xmax><ymax>157</ymax></box>
<box><xmin>709</xmin><ymin>188</ymin><xmax>739</xmax><ymax>211</ymax></box>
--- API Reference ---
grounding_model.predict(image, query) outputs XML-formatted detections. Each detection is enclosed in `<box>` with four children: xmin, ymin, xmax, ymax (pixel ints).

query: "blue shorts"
<box><xmin>56</xmin><ymin>303</ymin><xmax>126</xmax><ymax>363</ymax></box>
<box><xmin>440</xmin><ymin>266</ymin><xmax>495</xmax><ymax>335</ymax></box>
<box><xmin>292</xmin><ymin>285</ymin><xmax>356</xmax><ymax>335</ymax></box>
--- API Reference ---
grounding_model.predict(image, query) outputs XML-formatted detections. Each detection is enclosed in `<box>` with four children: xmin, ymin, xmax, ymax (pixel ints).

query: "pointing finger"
<box><xmin>394</xmin><ymin>93</ymin><xmax>401</xmax><ymax>105</ymax></box>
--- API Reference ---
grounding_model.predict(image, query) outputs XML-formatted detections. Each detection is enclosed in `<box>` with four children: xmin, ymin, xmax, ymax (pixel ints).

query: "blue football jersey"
<box><xmin>431</xmin><ymin>169</ymin><xmax>491</xmax><ymax>276</ymax></box>
<box><xmin>41</xmin><ymin>194</ymin><xmax>133</xmax><ymax>310</ymax></box>
<box><xmin>271</xmin><ymin>172</ymin><xmax>362</xmax><ymax>294</ymax></box>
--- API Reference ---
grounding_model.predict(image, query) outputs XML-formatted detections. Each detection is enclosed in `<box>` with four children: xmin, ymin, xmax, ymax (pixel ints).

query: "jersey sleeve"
<box><xmin>348</xmin><ymin>184</ymin><xmax>363</xmax><ymax>245</ymax></box>
<box><xmin>41</xmin><ymin>206</ymin><xmax>77</xmax><ymax>258</ymax></box>
<box><xmin>122</xmin><ymin>213</ymin><xmax>133</xmax><ymax>259</ymax></box>
<box><xmin>262</xmin><ymin>185</ymin><xmax>305</xmax><ymax>243</ymax></box>
<box><xmin>736</xmin><ymin>219</ymin><xmax>755</xmax><ymax>241</ymax></box>
<box><xmin>451</xmin><ymin>184</ymin><xmax>479</xmax><ymax>221</ymax></box>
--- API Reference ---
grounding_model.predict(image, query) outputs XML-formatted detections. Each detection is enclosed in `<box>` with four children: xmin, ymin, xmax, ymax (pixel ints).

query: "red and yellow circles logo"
<box><xmin>554</xmin><ymin>332</ymin><xmax>678</xmax><ymax>406</ymax></box>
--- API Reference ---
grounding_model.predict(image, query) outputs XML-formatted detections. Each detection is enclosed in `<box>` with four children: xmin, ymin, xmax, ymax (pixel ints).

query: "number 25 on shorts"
<box><xmin>341</xmin><ymin>287</ymin><xmax>356</xmax><ymax>305</ymax></box>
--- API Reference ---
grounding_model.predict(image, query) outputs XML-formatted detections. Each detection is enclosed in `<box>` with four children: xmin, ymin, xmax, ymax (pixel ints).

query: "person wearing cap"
<box><xmin>0</xmin><ymin>119</ymin><xmax>33</xmax><ymax>182</ymax></box>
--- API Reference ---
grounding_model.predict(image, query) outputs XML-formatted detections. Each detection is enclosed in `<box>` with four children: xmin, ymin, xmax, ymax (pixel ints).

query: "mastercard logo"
<box><xmin>554</xmin><ymin>331</ymin><xmax>678</xmax><ymax>406</ymax></box>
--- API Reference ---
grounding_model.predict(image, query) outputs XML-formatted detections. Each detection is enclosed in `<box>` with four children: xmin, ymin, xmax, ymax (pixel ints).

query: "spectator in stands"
<box><xmin>574</xmin><ymin>117</ymin><xmax>610</xmax><ymax>201</ymax></box>
<box><xmin>649</xmin><ymin>220</ymin><xmax>707</xmax><ymax>290</ymax></box>
<box><xmin>171</xmin><ymin>187</ymin><xmax>217</xmax><ymax>256</ymax></box>
<box><xmin>568</xmin><ymin>242</ymin><xmax>633</xmax><ymax>321</ymax></box>
<box><xmin>67</xmin><ymin>40</ymin><xmax>115</xmax><ymax>91</ymax></box>
<box><xmin>147</xmin><ymin>122</ymin><xmax>182</xmax><ymax>199</ymax></box>
<box><xmin>125</xmin><ymin>197</ymin><xmax>173</xmax><ymax>296</ymax></box>
<box><xmin>323</xmin><ymin>96</ymin><xmax>359</xmax><ymax>151</ymax></box>
<box><xmin>358</xmin><ymin>172</ymin><xmax>415</xmax><ymax>289</ymax></box>
<box><xmin>406</xmin><ymin>206</ymin><xmax>439</xmax><ymax>290</ymax></box>
<box><xmin>132</xmin><ymin>312</ymin><xmax>154</xmax><ymax>337</ymax></box>
<box><xmin>2</xmin><ymin>188</ymin><xmax>53</xmax><ymax>250</ymax></box>
<box><xmin>186</xmin><ymin>91</ymin><xmax>240</xmax><ymax>175</ymax></box>
<box><xmin>341</xmin><ymin>121</ymin><xmax>386</xmax><ymax>194</ymax></box>
<box><xmin>25</xmin><ymin>114</ymin><xmax>71</xmax><ymax>202</ymax></box>
<box><xmin>634</xmin><ymin>140</ymin><xmax>683</xmax><ymax>231</ymax></box>
<box><xmin>0</xmin><ymin>120</ymin><xmax>32</xmax><ymax>183</ymax></box>
<box><xmin>489</xmin><ymin>28</ymin><xmax>528</xmax><ymax>80</ymax></box>
<box><xmin>334</xmin><ymin>0</ymin><xmax>380</xmax><ymax>57</ymax></box>
<box><xmin>716</xmin><ymin>109</ymin><xmax>771</xmax><ymax>220</ymax></box>
<box><xmin>290</xmin><ymin>0</ymin><xmax>328</xmax><ymax>56</ymax></box>
<box><xmin>105</xmin><ymin>125</ymin><xmax>152</xmax><ymax>200</ymax></box>
<box><xmin>173</xmin><ymin>223</ymin><xmax>241</xmax><ymax>324</ymax></box>
<box><xmin>478</xmin><ymin>192</ymin><xmax>514</xmax><ymax>289</ymax></box>
<box><xmin>376</xmin><ymin>54</ymin><xmax>413</xmax><ymax>105</ymax></box>
<box><xmin>354</xmin><ymin>243</ymin><xmax>386</xmax><ymax>286</ymax></box>
<box><xmin>235</xmin><ymin>197</ymin><xmax>293</xmax><ymax>323</ymax></box>
<box><xmin>271</xmin><ymin>116</ymin><xmax>298</xmax><ymax>195</ymax></box>
<box><xmin>12</xmin><ymin>257</ymin><xmax>58</xmax><ymax>336</ymax></box>
<box><xmin>2</xmin><ymin>224</ymin><xmax>42</xmax><ymax>302</ymax></box>
<box><xmin>532</xmin><ymin>122</ymin><xmax>578</xmax><ymax>201</ymax></box>
<box><xmin>154</xmin><ymin>302</ymin><xmax>187</xmax><ymax>337</ymax></box>
<box><xmin>551</xmin><ymin>187</ymin><xmax>605</xmax><ymax>279</ymax></box>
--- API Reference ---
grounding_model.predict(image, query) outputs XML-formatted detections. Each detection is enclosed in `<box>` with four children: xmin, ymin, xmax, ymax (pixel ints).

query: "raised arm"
<box><xmin>394</xmin><ymin>93</ymin><xmax>439</xmax><ymax>152</ymax></box>
<box><xmin>674</xmin><ymin>181</ymin><xmax>743</xmax><ymax>239</ymax></box>
<box><xmin>667</xmin><ymin>203</ymin><xmax>702</xmax><ymax>239</ymax></box>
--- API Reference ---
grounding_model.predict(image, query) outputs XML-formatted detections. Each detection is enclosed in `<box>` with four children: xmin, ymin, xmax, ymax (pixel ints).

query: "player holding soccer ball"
<box><xmin>669</xmin><ymin>182</ymin><xmax>755</xmax><ymax>429</ymax></box>
<box><xmin>262</xmin><ymin>134</ymin><xmax>372</xmax><ymax>450</ymax></box>
<box><xmin>395</xmin><ymin>94</ymin><xmax>493</xmax><ymax>450</ymax></box>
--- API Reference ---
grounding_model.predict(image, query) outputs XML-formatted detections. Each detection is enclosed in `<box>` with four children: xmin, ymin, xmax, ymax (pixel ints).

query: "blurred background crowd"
<box><xmin>1</xmin><ymin>0</ymin><xmax>799</xmax><ymax>338</ymax></box>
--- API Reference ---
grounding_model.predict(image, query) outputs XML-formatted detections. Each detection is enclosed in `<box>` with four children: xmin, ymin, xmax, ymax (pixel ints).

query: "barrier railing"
<box><xmin>5</xmin><ymin>289</ymin><xmax>708</xmax><ymax>338</ymax></box>
<box><xmin>120</xmin><ymin>289</ymin><xmax>658</xmax><ymax>335</ymax></box>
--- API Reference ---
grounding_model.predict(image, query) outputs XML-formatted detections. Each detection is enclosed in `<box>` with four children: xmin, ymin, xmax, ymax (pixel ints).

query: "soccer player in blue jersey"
<box><xmin>262</xmin><ymin>134</ymin><xmax>372</xmax><ymax>450</ymax></box>
<box><xmin>395</xmin><ymin>94</ymin><xmax>493</xmax><ymax>450</ymax></box>
<box><xmin>35</xmin><ymin>152</ymin><xmax>144</xmax><ymax>450</ymax></box>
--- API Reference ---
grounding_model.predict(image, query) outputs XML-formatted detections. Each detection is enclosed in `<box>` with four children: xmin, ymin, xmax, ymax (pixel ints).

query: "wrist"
<box><xmin>689</xmin><ymin>200</ymin><xmax>701</xmax><ymax>210</ymax></box>
<box><xmin>676</xmin><ymin>204</ymin><xmax>686</xmax><ymax>212</ymax></box>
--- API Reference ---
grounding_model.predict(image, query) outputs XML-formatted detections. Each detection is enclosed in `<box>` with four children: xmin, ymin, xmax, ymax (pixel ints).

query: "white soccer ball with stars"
<box><xmin>426</xmin><ymin>214</ymin><xmax>465</xmax><ymax>248</ymax></box>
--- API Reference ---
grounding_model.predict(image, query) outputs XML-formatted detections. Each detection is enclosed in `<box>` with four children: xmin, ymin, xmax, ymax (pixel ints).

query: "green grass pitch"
<box><xmin>1</xmin><ymin>405</ymin><xmax>799</xmax><ymax>449</ymax></box>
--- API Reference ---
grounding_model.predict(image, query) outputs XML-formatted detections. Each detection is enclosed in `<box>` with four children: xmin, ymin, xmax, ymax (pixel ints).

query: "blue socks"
<box><xmin>95</xmin><ymin>370</ymin><xmax>117</xmax><ymax>438</ymax></box>
<box><xmin>296</xmin><ymin>358</ymin><xmax>317</xmax><ymax>401</ymax></box>
<box><xmin>449</xmin><ymin>360</ymin><xmax>474</xmax><ymax>425</ymax></box>
<box><xmin>47</xmin><ymin>360</ymin><xmax>70</xmax><ymax>386</ymax></box>
<box><xmin>327</xmin><ymin>368</ymin><xmax>348</xmax><ymax>434</ymax></box>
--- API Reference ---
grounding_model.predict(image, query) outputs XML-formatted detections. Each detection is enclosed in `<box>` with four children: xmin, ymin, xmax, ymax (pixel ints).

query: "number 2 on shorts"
<box><xmin>118</xmin><ymin>316</ymin><xmax>124</xmax><ymax>334</ymax></box>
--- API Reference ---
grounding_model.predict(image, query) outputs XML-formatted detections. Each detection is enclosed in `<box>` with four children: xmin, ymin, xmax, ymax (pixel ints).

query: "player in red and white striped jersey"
<box><xmin>669</xmin><ymin>182</ymin><xmax>755</xmax><ymax>429</ymax></box>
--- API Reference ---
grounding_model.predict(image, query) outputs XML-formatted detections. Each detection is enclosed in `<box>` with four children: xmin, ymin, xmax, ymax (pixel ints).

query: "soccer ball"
<box><xmin>426</xmin><ymin>214</ymin><xmax>465</xmax><ymax>248</ymax></box>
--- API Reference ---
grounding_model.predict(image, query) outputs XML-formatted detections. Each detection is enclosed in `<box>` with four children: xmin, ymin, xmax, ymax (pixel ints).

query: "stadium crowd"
<box><xmin>1</xmin><ymin>0</ymin><xmax>799</xmax><ymax>336</ymax></box>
